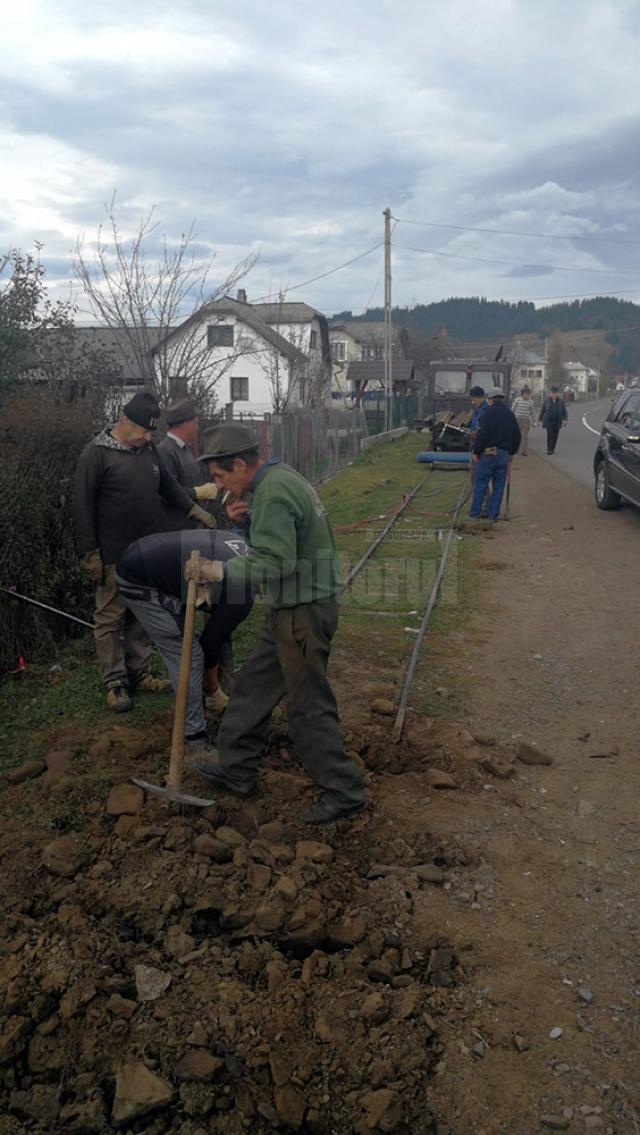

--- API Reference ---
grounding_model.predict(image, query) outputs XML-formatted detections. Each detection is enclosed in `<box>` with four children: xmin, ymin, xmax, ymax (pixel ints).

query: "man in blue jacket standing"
<box><xmin>468</xmin><ymin>387</ymin><xmax>521</xmax><ymax>522</ymax></box>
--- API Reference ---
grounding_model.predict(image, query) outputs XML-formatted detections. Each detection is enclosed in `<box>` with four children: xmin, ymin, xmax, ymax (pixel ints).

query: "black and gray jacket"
<box><xmin>72</xmin><ymin>430</ymin><xmax>196</xmax><ymax>563</ymax></box>
<box><xmin>156</xmin><ymin>433</ymin><xmax>209</xmax><ymax>531</ymax></box>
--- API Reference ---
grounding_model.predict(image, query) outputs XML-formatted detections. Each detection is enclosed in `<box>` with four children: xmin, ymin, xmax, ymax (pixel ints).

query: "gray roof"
<box><xmin>329</xmin><ymin>320</ymin><xmax>400</xmax><ymax>344</ymax></box>
<box><xmin>154</xmin><ymin>297</ymin><xmax>307</xmax><ymax>364</ymax></box>
<box><xmin>251</xmin><ymin>301</ymin><xmax>320</xmax><ymax>324</ymax></box>
<box><xmin>20</xmin><ymin>325</ymin><xmax>168</xmax><ymax>386</ymax></box>
<box><xmin>347</xmin><ymin>360</ymin><xmax>416</xmax><ymax>386</ymax></box>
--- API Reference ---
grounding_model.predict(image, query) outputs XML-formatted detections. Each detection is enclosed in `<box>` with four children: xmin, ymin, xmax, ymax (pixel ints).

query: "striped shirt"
<box><xmin>511</xmin><ymin>397</ymin><xmax>535</xmax><ymax>424</ymax></box>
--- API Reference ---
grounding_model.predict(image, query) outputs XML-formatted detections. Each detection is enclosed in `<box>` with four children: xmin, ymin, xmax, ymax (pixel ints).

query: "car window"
<box><xmin>614</xmin><ymin>393</ymin><xmax>640</xmax><ymax>428</ymax></box>
<box><xmin>608</xmin><ymin>394</ymin><xmax>629</xmax><ymax>421</ymax></box>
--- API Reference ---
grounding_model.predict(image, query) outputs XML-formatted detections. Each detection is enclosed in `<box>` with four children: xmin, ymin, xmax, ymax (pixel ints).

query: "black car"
<box><xmin>594</xmin><ymin>390</ymin><xmax>640</xmax><ymax>509</ymax></box>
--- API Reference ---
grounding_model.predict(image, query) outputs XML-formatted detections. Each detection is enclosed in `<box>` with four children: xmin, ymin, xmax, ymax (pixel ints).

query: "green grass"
<box><xmin>0</xmin><ymin>433</ymin><xmax>479</xmax><ymax>770</ymax></box>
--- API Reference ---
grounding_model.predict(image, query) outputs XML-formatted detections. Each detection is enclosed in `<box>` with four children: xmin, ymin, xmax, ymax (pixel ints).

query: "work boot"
<box><xmin>205</xmin><ymin>687</ymin><xmax>229</xmax><ymax>717</ymax></box>
<box><xmin>106</xmin><ymin>684</ymin><xmax>133</xmax><ymax>713</ymax></box>
<box><xmin>132</xmin><ymin>673</ymin><xmax>171</xmax><ymax>694</ymax></box>
<box><xmin>301</xmin><ymin>796</ymin><xmax>366</xmax><ymax>825</ymax></box>
<box><xmin>195</xmin><ymin>759</ymin><xmax>256</xmax><ymax>797</ymax></box>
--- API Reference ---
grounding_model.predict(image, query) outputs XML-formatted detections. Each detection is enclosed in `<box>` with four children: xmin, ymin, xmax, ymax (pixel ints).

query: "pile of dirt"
<box><xmin>0</xmin><ymin>710</ymin><xmax>505</xmax><ymax>1135</ymax></box>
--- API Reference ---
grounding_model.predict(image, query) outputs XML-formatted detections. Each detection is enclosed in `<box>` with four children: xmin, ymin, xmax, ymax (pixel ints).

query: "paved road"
<box><xmin>527</xmin><ymin>397</ymin><xmax>612</xmax><ymax>492</ymax></box>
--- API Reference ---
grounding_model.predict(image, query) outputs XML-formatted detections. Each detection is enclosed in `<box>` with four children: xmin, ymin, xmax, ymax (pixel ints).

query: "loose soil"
<box><xmin>1</xmin><ymin>448</ymin><xmax>639</xmax><ymax>1135</ymax></box>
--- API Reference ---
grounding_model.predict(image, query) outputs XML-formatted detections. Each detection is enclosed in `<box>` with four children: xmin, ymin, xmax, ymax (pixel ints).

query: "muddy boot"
<box><xmin>205</xmin><ymin>687</ymin><xmax>229</xmax><ymax>717</ymax></box>
<box><xmin>132</xmin><ymin>673</ymin><xmax>171</xmax><ymax>694</ymax></box>
<box><xmin>106</xmin><ymin>684</ymin><xmax>133</xmax><ymax>713</ymax></box>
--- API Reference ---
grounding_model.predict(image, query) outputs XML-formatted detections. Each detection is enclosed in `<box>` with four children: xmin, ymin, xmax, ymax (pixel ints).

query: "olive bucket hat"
<box><xmin>199</xmin><ymin>423</ymin><xmax>258</xmax><ymax>461</ymax></box>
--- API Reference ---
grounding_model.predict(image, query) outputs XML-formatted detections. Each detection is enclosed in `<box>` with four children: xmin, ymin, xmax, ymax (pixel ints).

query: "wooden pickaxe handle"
<box><xmin>167</xmin><ymin>550</ymin><xmax>200</xmax><ymax>791</ymax></box>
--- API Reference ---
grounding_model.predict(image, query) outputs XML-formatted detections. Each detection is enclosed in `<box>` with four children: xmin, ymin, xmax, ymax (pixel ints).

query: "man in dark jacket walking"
<box><xmin>468</xmin><ymin>387</ymin><xmax>521</xmax><ymax>522</ymax></box>
<box><xmin>539</xmin><ymin>387</ymin><xmax>568</xmax><ymax>454</ymax></box>
<box><xmin>73</xmin><ymin>391</ymin><xmax>215</xmax><ymax>713</ymax></box>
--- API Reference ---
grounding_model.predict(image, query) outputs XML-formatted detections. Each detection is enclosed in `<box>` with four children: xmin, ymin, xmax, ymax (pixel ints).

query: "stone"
<box><xmin>43</xmin><ymin>749</ymin><xmax>71</xmax><ymax>787</ymax></box>
<box><xmin>193</xmin><ymin>834</ymin><xmax>233</xmax><ymax>862</ymax></box>
<box><xmin>427</xmin><ymin>948</ymin><xmax>456</xmax><ymax>987</ymax></box>
<box><xmin>111</xmin><ymin>1061</ymin><xmax>173</xmax><ymax>1127</ymax></box>
<box><xmin>135</xmin><ymin>964</ymin><xmax>171</xmax><ymax>1002</ymax></box>
<box><xmin>41</xmin><ymin>835</ymin><xmax>85</xmax><ymax>877</ymax></box>
<box><xmin>549</xmin><ymin>1027</ymin><xmax>563</xmax><ymax>1040</ymax></box>
<box><xmin>258</xmin><ymin>820</ymin><xmax>286</xmax><ymax>841</ymax></box>
<box><xmin>247</xmin><ymin>863</ymin><xmax>272</xmax><ymax>891</ymax></box>
<box><xmin>578</xmin><ymin>987</ymin><xmax>594</xmax><ymax>1004</ymax></box>
<box><xmin>481</xmin><ymin>755</ymin><xmax>514</xmax><ymax>779</ymax></box>
<box><xmin>165</xmin><ymin>925</ymin><xmax>196</xmax><ymax>960</ymax></box>
<box><xmin>214</xmin><ymin>825</ymin><xmax>246</xmax><ymax>848</ymax></box>
<box><xmin>266</xmin><ymin>961</ymin><xmax>287</xmax><ymax>994</ymax></box>
<box><xmin>275</xmin><ymin>875</ymin><xmax>299</xmax><ymax>902</ymax></box>
<box><xmin>269</xmin><ymin>1050</ymin><xmax>292</xmax><ymax>1087</ymax></box>
<box><xmin>5</xmin><ymin>758</ymin><xmax>46</xmax><ymax>784</ymax></box>
<box><xmin>513</xmin><ymin>1034</ymin><xmax>530</xmax><ymax>1052</ymax></box>
<box><xmin>88</xmin><ymin>736</ymin><xmax>112</xmax><ymax>760</ymax></box>
<box><xmin>584</xmin><ymin>1118</ymin><xmax>605</xmax><ymax>1130</ymax></box>
<box><xmin>425</xmin><ymin>769</ymin><xmax>457</xmax><ymax>789</ymax></box>
<box><xmin>473</xmin><ymin>732</ymin><xmax>497</xmax><ymax>746</ymax></box>
<box><xmin>175</xmin><ymin>1050</ymin><xmax>224</xmax><ymax>1081</ymax></box>
<box><xmin>361</xmin><ymin>1088</ymin><xmax>402</xmax><ymax>1131</ymax></box>
<box><xmin>516</xmin><ymin>741</ymin><xmax>554</xmax><ymax>767</ymax></box>
<box><xmin>370</xmin><ymin>698</ymin><xmax>395</xmax><ymax>716</ymax></box>
<box><xmin>367</xmin><ymin>958</ymin><xmax>395</xmax><ymax>983</ymax></box>
<box><xmin>274</xmin><ymin>1084</ymin><xmax>306</xmax><ymax>1129</ymax></box>
<box><xmin>326</xmin><ymin>913</ymin><xmax>367</xmax><ymax>948</ymax></box>
<box><xmin>414</xmin><ymin>864</ymin><xmax>445</xmax><ymax>884</ymax></box>
<box><xmin>255</xmin><ymin>900</ymin><xmax>287</xmax><ymax>933</ymax></box>
<box><xmin>59</xmin><ymin>1095</ymin><xmax>107</xmax><ymax>1134</ymax></box>
<box><xmin>0</xmin><ymin>1016</ymin><xmax>31</xmax><ymax>1064</ymax></box>
<box><xmin>186</xmin><ymin>1022</ymin><xmax>209</xmax><ymax>1046</ymax></box>
<box><xmin>395</xmin><ymin>986</ymin><xmax>422</xmax><ymax>1020</ymax></box>
<box><xmin>295</xmin><ymin>840</ymin><xmax>334</xmax><ymax>863</ymax></box>
<box><xmin>361</xmin><ymin>992</ymin><xmax>389</xmax><ymax>1026</ymax></box>
<box><xmin>106</xmin><ymin>782</ymin><xmax>144</xmax><ymax>816</ymax></box>
<box><xmin>114</xmin><ymin>815</ymin><xmax>137</xmax><ymax>837</ymax></box>
<box><xmin>540</xmin><ymin>1116</ymin><xmax>570</xmax><ymax>1130</ymax></box>
<box><xmin>105</xmin><ymin>993</ymin><xmax>136</xmax><ymax>1018</ymax></box>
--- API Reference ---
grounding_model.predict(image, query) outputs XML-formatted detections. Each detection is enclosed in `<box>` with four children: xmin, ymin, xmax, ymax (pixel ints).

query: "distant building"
<box><xmin>328</xmin><ymin>320</ymin><xmax>409</xmax><ymax>399</ymax></box>
<box><xmin>511</xmin><ymin>346</ymin><xmax>547</xmax><ymax>396</ymax></box>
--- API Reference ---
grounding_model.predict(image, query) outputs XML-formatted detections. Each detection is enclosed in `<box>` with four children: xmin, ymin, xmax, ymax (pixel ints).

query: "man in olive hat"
<box><xmin>157</xmin><ymin>398</ymin><xmax>221</xmax><ymax>530</ymax></box>
<box><xmin>182</xmin><ymin>422</ymin><xmax>365</xmax><ymax>824</ymax></box>
<box><xmin>73</xmin><ymin>391</ymin><xmax>216</xmax><ymax>712</ymax></box>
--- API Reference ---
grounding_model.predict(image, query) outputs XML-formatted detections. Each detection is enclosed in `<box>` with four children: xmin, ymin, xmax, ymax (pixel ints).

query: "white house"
<box><xmin>564</xmin><ymin>360</ymin><xmax>595</xmax><ymax>395</ymax></box>
<box><xmin>153</xmin><ymin>293</ymin><xmax>331</xmax><ymax>416</ymax></box>
<box><xmin>328</xmin><ymin>320</ymin><xmax>408</xmax><ymax>398</ymax></box>
<box><xmin>511</xmin><ymin>346</ymin><xmax>547</xmax><ymax>396</ymax></box>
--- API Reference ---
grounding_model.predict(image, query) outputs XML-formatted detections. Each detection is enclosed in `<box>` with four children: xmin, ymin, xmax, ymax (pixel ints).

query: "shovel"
<box><xmin>133</xmin><ymin>549</ymin><xmax>215</xmax><ymax>808</ymax></box>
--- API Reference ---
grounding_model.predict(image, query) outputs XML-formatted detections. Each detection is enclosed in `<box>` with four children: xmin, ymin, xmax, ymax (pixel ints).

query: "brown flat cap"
<box><xmin>166</xmin><ymin>398</ymin><xmax>198</xmax><ymax>427</ymax></box>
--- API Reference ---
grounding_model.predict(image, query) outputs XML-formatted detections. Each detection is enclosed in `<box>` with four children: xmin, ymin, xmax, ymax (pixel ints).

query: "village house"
<box><xmin>328</xmin><ymin>320</ymin><xmax>410</xmax><ymax>400</ymax></box>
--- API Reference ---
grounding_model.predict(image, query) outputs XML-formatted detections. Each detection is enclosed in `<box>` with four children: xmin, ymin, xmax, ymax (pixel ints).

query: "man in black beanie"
<box><xmin>157</xmin><ymin>398</ymin><xmax>221</xmax><ymax>530</ymax></box>
<box><xmin>73</xmin><ymin>390</ymin><xmax>216</xmax><ymax>713</ymax></box>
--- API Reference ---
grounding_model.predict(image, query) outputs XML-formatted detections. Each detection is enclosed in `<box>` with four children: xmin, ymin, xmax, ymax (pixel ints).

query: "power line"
<box><xmin>252</xmin><ymin>241</ymin><xmax>384</xmax><ymax>303</ymax></box>
<box><xmin>392</xmin><ymin>240</ymin><xmax>640</xmax><ymax>276</ymax></box>
<box><xmin>392</xmin><ymin>215</ymin><xmax>640</xmax><ymax>247</ymax></box>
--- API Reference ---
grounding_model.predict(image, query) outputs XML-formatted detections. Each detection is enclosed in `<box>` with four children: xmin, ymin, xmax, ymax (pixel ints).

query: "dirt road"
<box><xmin>421</xmin><ymin>448</ymin><xmax>640</xmax><ymax>1133</ymax></box>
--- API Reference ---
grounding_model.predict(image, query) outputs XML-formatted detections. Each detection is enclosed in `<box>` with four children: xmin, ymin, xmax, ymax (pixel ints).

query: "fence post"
<box><xmin>224</xmin><ymin>402</ymin><xmax>234</xmax><ymax>421</ymax></box>
<box><xmin>261</xmin><ymin>417</ymin><xmax>270</xmax><ymax>461</ymax></box>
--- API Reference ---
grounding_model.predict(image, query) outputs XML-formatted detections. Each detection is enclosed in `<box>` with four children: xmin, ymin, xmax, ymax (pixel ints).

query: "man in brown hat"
<box><xmin>73</xmin><ymin>391</ymin><xmax>216</xmax><ymax>713</ymax></box>
<box><xmin>183</xmin><ymin>423</ymin><xmax>366</xmax><ymax>824</ymax></box>
<box><xmin>157</xmin><ymin>399</ymin><xmax>220</xmax><ymax>530</ymax></box>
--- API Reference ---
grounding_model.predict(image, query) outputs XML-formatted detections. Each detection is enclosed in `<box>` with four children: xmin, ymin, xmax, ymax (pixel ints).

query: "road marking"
<box><xmin>582</xmin><ymin>402</ymin><xmax>608</xmax><ymax>436</ymax></box>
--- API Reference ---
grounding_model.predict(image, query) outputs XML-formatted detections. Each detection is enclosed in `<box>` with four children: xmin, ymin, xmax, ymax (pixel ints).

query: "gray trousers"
<box><xmin>94</xmin><ymin>564</ymin><xmax>151</xmax><ymax>689</ymax></box>
<box><xmin>116</xmin><ymin>581</ymin><xmax>206</xmax><ymax>736</ymax></box>
<box><xmin>217</xmin><ymin>600</ymin><xmax>365</xmax><ymax>807</ymax></box>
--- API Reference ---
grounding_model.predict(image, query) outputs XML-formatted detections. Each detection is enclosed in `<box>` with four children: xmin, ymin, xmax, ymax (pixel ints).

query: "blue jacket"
<box><xmin>473</xmin><ymin>402</ymin><xmax>521</xmax><ymax>457</ymax></box>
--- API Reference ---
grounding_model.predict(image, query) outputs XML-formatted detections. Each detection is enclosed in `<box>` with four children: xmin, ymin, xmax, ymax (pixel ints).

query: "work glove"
<box><xmin>188</xmin><ymin>504</ymin><xmax>216</xmax><ymax>529</ymax></box>
<box><xmin>80</xmin><ymin>549</ymin><xmax>104</xmax><ymax>585</ymax></box>
<box><xmin>193</xmin><ymin>482</ymin><xmax>218</xmax><ymax>501</ymax></box>
<box><xmin>184</xmin><ymin>557</ymin><xmax>225</xmax><ymax>584</ymax></box>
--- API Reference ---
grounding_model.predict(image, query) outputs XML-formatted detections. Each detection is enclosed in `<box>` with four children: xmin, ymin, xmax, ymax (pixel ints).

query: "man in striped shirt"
<box><xmin>511</xmin><ymin>387</ymin><xmax>535</xmax><ymax>455</ymax></box>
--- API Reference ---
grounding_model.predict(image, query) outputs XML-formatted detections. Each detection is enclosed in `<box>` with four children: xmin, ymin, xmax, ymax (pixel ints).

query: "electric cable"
<box><xmin>392</xmin><ymin>240</ymin><xmax>640</xmax><ymax>276</ymax></box>
<box><xmin>392</xmin><ymin>216</ymin><xmax>640</xmax><ymax>247</ymax></box>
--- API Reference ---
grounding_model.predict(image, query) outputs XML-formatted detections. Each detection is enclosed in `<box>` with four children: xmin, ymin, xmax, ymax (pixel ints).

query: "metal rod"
<box><xmin>393</xmin><ymin>478</ymin><xmax>468</xmax><ymax>741</ymax></box>
<box><xmin>342</xmin><ymin>476</ymin><xmax>430</xmax><ymax>589</ymax></box>
<box><xmin>0</xmin><ymin>586</ymin><xmax>94</xmax><ymax>629</ymax></box>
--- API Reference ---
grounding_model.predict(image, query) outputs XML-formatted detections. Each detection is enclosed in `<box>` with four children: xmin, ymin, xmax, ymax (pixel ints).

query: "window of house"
<box><xmin>207</xmin><ymin>325</ymin><xmax>234</xmax><ymax>348</ymax></box>
<box><xmin>536</xmin><ymin>369</ymin><xmax>542</xmax><ymax>377</ymax></box>
<box><xmin>332</xmin><ymin>340</ymin><xmax>346</xmax><ymax>361</ymax></box>
<box><xmin>310</xmin><ymin>330</ymin><xmax>318</xmax><ymax>349</ymax></box>
<box><xmin>230</xmin><ymin>376</ymin><xmax>249</xmax><ymax>402</ymax></box>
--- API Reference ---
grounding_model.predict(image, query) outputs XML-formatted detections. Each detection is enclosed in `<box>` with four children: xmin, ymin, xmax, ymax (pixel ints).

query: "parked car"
<box><xmin>594</xmin><ymin>391</ymin><xmax>640</xmax><ymax>509</ymax></box>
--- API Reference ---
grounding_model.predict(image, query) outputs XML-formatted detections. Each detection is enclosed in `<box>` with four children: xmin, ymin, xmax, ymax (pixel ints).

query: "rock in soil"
<box><xmin>516</xmin><ymin>741</ymin><xmax>554</xmax><ymax>766</ymax></box>
<box><xmin>175</xmin><ymin>1050</ymin><xmax>224</xmax><ymax>1081</ymax></box>
<box><xmin>5</xmin><ymin>759</ymin><xmax>46</xmax><ymax>784</ymax></box>
<box><xmin>540</xmin><ymin>1115</ymin><xmax>570</xmax><ymax>1130</ymax></box>
<box><xmin>106</xmin><ymin>783</ymin><xmax>144</xmax><ymax>816</ymax></box>
<box><xmin>41</xmin><ymin>835</ymin><xmax>85</xmax><ymax>877</ymax></box>
<box><xmin>425</xmin><ymin>769</ymin><xmax>458</xmax><ymax>789</ymax></box>
<box><xmin>295</xmin><ymin>840</ymin><xmax>334</xmax><ymax>863</ymax></box>
<box><xmin>370</xmin><ymin>698</ymin><xmax>395</xmax><ymax>716</ymax></box>
<box><xmin>134</xmin><ymin>964</ymin><xmax>172</xmax><ymax>1002</ymax></box>
<box><xmin>111</xmin><ymin>1061</ymin><xmax>173</xmax><ymax>1127</ymax></box>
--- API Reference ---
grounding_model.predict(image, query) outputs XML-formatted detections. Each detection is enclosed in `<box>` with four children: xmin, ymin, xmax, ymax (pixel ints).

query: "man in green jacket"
<box><xmin>185</xmin><ymin>423</ymin><xmax>365</xmax><ymax>824</ymax></box>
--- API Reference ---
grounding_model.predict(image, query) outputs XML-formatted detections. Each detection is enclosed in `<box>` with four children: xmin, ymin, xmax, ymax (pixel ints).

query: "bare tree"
<box><xmin>547</xmin><ymin>330</ymin><xmax>568</xmax><ymax>389</ymax></box>
<box><xmin>72</xmin><ymin>196</ymin><xmax>258</xmax><ymax>411</ymax></box>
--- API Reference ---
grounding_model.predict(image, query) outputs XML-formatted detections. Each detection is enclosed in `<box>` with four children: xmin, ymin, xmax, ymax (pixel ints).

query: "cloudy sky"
<box><xmin>2</xmin><ymin>0</ymin><xmax>640</xmax><ymax>318</ymax></box>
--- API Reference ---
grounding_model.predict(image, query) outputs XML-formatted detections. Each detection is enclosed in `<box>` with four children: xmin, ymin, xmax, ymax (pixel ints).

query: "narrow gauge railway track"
<box><xmin>339</xmin><ymin>470</ymin><xmax>469</xmax><ymax>741</ymax></box>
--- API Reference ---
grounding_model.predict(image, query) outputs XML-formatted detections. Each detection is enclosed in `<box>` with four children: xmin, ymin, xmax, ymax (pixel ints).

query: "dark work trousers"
<box><xmin>217</xmin><ymin>600</ymin><xmax>365</xmax><ymax>807</ymax></box>
<box><xmin>546</xmin><ymin>422</ymin><xmax>561</xmax><ymax>453</ymax></box>
<box><xmin>469</xmin><ymin>450</ymin><xmax>510</xmax><ymax>520</ymax></box>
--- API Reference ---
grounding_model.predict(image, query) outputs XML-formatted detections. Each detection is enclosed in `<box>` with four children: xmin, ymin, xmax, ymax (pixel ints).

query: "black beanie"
<box><xmin>123</xmin><ymin>391</ymin><xmax>160</xmax><ymax>430</ymax></box>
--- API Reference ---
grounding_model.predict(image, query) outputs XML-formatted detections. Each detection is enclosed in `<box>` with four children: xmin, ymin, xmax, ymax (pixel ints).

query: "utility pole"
<box><xmin>383</xmin><ymin>207</ymin><xmax>393</xmax><ymax>432</ymax></box>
